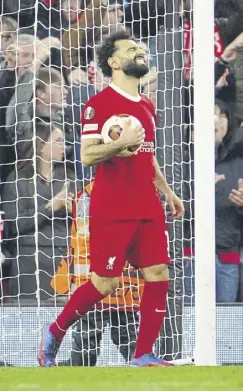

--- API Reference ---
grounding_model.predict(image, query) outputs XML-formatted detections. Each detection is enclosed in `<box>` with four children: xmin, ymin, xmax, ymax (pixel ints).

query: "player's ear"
<box><xmin>108</xmin><ymin>56</ymin><xmax>120</xmax><ymax>71</ymax></box>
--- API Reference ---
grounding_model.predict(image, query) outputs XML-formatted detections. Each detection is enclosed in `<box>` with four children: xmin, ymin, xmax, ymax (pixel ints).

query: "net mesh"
<box><xmin>0</xmin><ymin>0</ymin><xmax>242</xmax><ymax>367</ymax></box>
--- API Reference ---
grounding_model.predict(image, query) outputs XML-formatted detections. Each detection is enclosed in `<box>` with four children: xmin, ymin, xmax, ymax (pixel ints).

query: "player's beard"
<box><xmin>122</xmin><ymin>59</ymin><xmax>149</xmax><ymax>79</ymax></box>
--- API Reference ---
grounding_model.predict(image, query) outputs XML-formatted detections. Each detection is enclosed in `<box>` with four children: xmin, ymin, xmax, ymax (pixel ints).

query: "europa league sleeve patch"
<box><xmin>84</xmin><ymin>106</ymin><xmax>96</xmax><ymax>120</ymax></box>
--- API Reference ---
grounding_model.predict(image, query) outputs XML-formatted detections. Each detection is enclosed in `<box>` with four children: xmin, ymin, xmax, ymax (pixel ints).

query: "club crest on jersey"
<box><xmin>84</xmin><ymin>106</ymin><xmax>95</xmax><ymax>120</ymax></box>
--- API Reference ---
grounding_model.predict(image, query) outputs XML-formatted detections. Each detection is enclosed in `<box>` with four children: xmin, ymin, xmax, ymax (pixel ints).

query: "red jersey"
<box><xmin>81</xmin><ymin>83</ymin><xmax>163</xmax><ymax>220</ymax></box>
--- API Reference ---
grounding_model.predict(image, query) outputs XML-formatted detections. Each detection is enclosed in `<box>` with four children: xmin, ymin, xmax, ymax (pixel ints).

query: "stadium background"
<box><xmin>0</xmin><ymin>0</ymin><xmax>242</xmax><ymax>367</ymax></box>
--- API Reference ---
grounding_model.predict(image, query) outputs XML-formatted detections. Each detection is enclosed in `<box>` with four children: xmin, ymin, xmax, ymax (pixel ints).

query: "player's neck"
<box><xmin>111</xmin><ymin>77</ymin><xmax>140</xmax><ymax>98</ymax></box>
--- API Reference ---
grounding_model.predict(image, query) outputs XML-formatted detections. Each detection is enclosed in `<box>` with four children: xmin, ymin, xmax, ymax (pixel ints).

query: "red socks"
<box><xmin>134</xmin><ymin>280</ymin><xmax>169</xmax><ymax>358</ymax></box>
<box><xmin>49</xmin><ymin>280</ymin><xmax>104</xmax><ymax>340</ymax></box>
<box><xmin>49</xmin><ymin>278</ymin><xmax>169</xmax><ymax>353</ymax></box>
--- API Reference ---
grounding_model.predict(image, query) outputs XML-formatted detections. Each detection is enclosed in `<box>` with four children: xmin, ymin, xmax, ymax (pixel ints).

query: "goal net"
<box><xmin>0</xmin><ymin>0</ymin><xmax>242</xmax><ymax>368</ymax></box>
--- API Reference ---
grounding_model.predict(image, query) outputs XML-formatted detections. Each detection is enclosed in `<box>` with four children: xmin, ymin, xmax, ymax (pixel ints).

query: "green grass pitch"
<box><xmin>0</xmin><ymin>367</ymin><xmax>242</xmax><ymax>391</ymax></box>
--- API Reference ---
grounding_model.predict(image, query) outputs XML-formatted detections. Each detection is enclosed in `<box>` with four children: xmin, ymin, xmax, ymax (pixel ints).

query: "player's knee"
<box><xmin>142</xmin><ymin>264</ymin><xmax>169</xmax><ymax>282</ymax></box>
<box><xmin>91</xmin><ymin>273</ymin><xmax>119</xmax><ymax>296</ymax></box>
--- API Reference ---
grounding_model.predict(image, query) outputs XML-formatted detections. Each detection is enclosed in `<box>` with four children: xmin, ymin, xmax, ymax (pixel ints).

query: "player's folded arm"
<box><xmin>80</xmin><ymin>138</ymin><xmax>125</xmax><ymax>166</ymax></box>
<box><xmin>80</xmin><ymin>138</ymin><xmax>101</xmax><ymax>166</ymax></box>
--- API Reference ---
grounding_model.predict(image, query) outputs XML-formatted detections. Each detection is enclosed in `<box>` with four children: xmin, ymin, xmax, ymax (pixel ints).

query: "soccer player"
<box><xmin>38</xmin><ymin>30</ymin><xmax>184</xmax><ymax>367</ymax></box>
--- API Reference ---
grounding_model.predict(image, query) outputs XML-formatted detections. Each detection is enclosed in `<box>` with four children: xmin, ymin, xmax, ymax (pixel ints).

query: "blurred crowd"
<box><xmin>183</xmin><ymin>0</ymin><xmax>243</xmax><ymax>304</ymax></box>
<box><xmin>0</xmin><ymin>0</ymin><xmax>242</xmax><ymax>316</ymax></box>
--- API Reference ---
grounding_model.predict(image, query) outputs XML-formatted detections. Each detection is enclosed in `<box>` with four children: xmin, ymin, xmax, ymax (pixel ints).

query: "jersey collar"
<box><xmin>109</xmin><ymin>82</ymin><xmax>141</xmax><ymax>102</ymax></box>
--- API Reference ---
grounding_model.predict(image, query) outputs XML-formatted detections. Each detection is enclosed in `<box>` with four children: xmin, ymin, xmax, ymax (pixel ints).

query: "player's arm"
<box><xmin>81</xmin><ymin>118</ymin><xmax>145</xmax><ymax>166</ymax></box>
<box><xmin>153</xmin><ymin>156</ymin><xmax>170</xmax><ymax>193</ymax></box>
<box><xmin>153</xmin><ymin>156</ymin><xmax>185</xmax><ymax>219</ymax></box>
<box><xmin>81</xmin><ymin>138</ymin><xmax>127</xmax><ymax>166</ymax></box>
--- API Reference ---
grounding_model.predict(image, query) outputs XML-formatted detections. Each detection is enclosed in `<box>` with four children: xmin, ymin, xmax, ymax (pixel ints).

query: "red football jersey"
<box><xmin>81</xmin><ymin>83</ymin><xmax>163</xmax><ymax>220</ymax></box>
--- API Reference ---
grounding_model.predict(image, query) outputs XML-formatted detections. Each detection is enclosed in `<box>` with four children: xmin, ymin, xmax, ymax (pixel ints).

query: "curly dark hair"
<box><xmin>97</xmin><ymin>30</ymin><xmax>133</xmax><ymax>77</ymax></box>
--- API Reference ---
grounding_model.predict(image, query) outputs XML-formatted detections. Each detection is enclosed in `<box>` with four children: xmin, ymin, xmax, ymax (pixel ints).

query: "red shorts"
<box><xmin>89</xmin><ymin>216</ymin><xmax>171</xmax><ymax>277</ymax></box>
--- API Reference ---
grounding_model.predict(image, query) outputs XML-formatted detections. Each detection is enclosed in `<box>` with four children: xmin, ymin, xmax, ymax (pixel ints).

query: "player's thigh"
<box><xmin>131</xmin><ymin>216</ymin><xmax>171</xmax><ymax>269</ymax></box>
<box><xmin>89</xmin><ymin>220</ymin><xmax>139</xmax><ymax>277</ymax></box>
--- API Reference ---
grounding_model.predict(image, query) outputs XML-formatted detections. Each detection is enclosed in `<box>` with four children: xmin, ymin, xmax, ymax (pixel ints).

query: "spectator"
<box><xmin>229</xmin><ymin>178</ymin><xmax>243</xmax><ymax>303</ymax></box>
<box><xmin>18</xmin><ymin>1</ymin><xmax>80</xmax><ymax>79</ymax></box>
<box><xmin>183</xmin><ymin>100</ymin><xmax>243</xmax><ymax>303</ymax></box>
<box><xmin>2</xmin><ymin>122</ymin><xmax>76</xmax><ymax>302</ymax></box>
<box><xmin>65</xmin><ymin>81</ymin><xmax>95</xmax><ymax>181</ymax></box>
<box><xmin>62</xmin><ymin>0</ymin><xmax>83</xmax><ymax>23</ymax></box>
<box><xmin>4</xmin><ymin>37</ymin><xmax>74</xmax><ymax>164</ymax></box>
<box><xmin>63</xmin><ymin>0</ymin><xmax>124</xmax><ymax>180</ymax></box>
<box><xmin>0</xmin><ymin>17</ymin><xmax>18</xmax><ymax>182</ymax></box>
<box><xmin>0</xmin><ymin>16</ymin><xmax>18</xmax><ymax>67</ymax></box>
<box><xmin>234</xmin><ymin>37</ymin><xmax>243</xmax><ymax>123</ymax></box>
<box><xmin>86</xmin><ymin>0</ymin><xmax>124</xmax><ymax>87</ymax></box>
<box><xmin>215</xmin><ymin>0</ymin><xmax>237</xmax><ymax>18</ymax></box>
<box><xmin>215</xmin><ymin>0</ymin><xmax>243</xmax><ymax>48</ymax></box>
<box><xmin>62</xmin><ymin>0</ymin><xmax>124</xmax><ymax>84</ymax></box>
<box><xmin>183</xmin><ymin>0</ymin><xmax>243</xmax><ymax>80</ymax></box>
<box><xmin>62</xmin><ymin>0</ymin><xmax>102</xmax><ymax>72</ymax></box>
<box><xmin>0</xmin><ymin>1</ymin><xmax>36</xmax><ymax>30</ymax></box>
<box><xmin>28</xmin><ymin>0</ymin><xmax>83</xmax><ymax>41</ymax></box>
<box><xmin>97</xmin><ymin>0</ymin><xmax>124</xmax><ymax>35</ymax></box>
<box><xmin>214</xmin><ymin>100</ymin><xmax>243</xmax><ymax>302</ymax></box>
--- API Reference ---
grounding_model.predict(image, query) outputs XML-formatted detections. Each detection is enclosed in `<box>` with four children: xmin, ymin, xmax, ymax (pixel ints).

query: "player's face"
<box><xmin>113</xmin><ymin>40</ymin><xmax>149</xmax><ymax>78</ymax></box>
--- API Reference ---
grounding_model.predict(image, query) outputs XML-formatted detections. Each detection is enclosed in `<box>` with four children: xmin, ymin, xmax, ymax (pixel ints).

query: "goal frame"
<box><xmin>194</xmin><ymin>0</ymin><xmax>216</xmax><ymax>366</ymax></box>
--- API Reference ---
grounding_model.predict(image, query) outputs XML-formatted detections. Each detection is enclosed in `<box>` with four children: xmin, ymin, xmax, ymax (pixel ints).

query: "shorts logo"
<box><xmin>84</xmin><ymin>106</ymin><xmax>95</xmax><ymax>120</ymax></box>
<box><xmin>106</xmin><ymin>256</ymin><xmax>116</xmax><ymax>270</ymax></box>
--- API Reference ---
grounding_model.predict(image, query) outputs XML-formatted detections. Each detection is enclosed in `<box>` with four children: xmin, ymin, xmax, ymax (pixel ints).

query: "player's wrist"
<box><xmin>160</xmin><ymin>184</ymin><xmax>172</xmax><ymax>196</ymax></box>
<box><xmin>114</xmin><ymin>138</ymin><xmax>128</xmax><ymax>151</ymax></box>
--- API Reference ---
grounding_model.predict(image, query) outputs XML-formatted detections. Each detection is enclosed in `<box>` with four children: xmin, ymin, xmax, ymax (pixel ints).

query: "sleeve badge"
<box><xmin>84</xmin><ymin>106</ymin><xmax>96</xmax><ymax>120</ymax></box>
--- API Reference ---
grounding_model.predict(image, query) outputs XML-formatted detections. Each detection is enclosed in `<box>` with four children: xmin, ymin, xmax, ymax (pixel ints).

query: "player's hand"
<box><xmin>164</xmin><ymin>188</ymin><xmax>185</xmax><ymax>219</ymax></box>
<box><xmin>229</xmin><ymin>178</ymin><xmax>243</xmax><ymax>207</ymax></box>
<box><xmin>117</xmin><ymin>118</ymin><xmax>145</xmax><ymax>149</ymax></box>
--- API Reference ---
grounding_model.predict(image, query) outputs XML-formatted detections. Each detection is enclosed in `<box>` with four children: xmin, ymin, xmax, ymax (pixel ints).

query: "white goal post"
<box><xmin>194</xmin><ymin>0</ymin><xmax>216</xmax><ymax>366</ymax></box>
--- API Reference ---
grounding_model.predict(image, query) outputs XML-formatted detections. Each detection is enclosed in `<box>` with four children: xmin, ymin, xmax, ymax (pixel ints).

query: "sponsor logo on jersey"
<box><xmin>140</xmin><ymin>141</ymin><xmax>155</xmax><ymax>153</ymax></box>
<box><xmin>84</xmin><ymin>106</ymin><xmax>96</xmax><ymax>120</ymax></box>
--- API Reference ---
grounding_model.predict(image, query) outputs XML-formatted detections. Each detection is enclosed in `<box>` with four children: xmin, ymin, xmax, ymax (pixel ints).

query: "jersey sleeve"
<box><xmin>80</xmin><ymin>97</ymin><xmax>103</xmax><ymax>141</ymax></box>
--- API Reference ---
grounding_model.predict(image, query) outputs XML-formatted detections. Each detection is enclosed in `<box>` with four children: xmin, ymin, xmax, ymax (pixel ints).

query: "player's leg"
<box><xmin>38</xmin><ymin>220</ymin><xmax>138</xmax><ymax>367</ymax></box>
<box><xmin>38</xmin><ymin>272</ymin><xmax>118</xmax><ymax>367</ymax></box>
<box><xmin>130</xmin><ymin>217</ymin><xmax>172</xmax><ymax>367</ymax></box>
